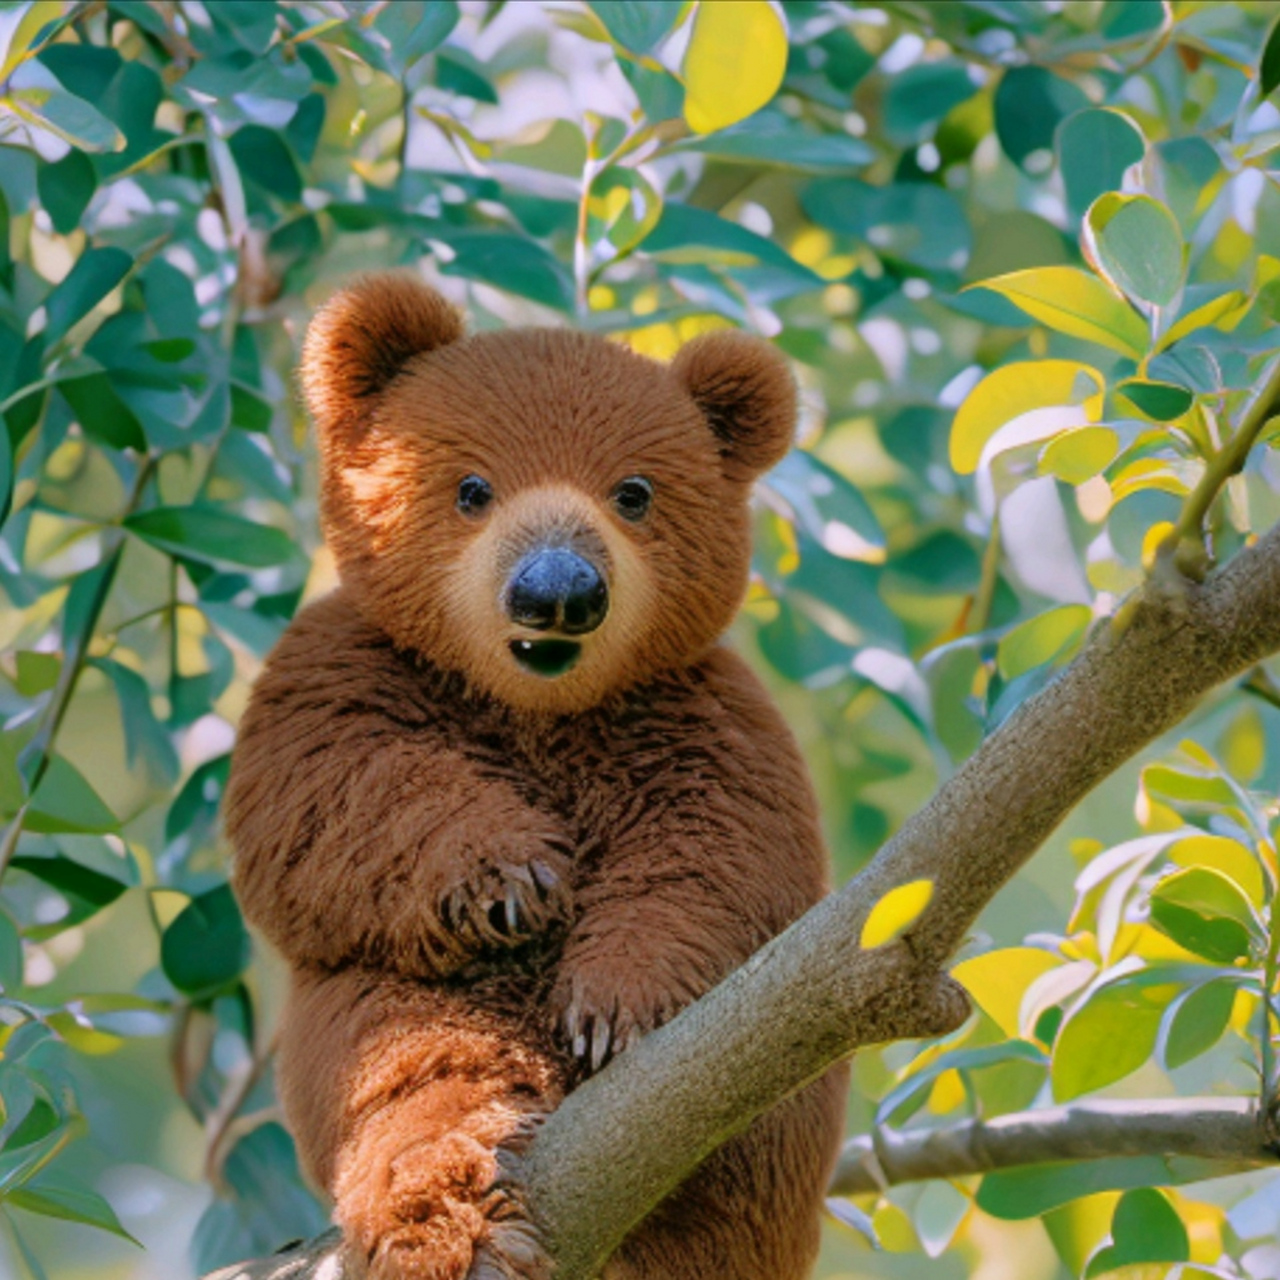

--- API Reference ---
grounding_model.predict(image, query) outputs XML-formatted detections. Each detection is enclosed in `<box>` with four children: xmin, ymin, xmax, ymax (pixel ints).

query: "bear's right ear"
<box><xmin>301</xmin><ymin>274</ymin><xmax>464</xmax><ymax>443</ymax></box>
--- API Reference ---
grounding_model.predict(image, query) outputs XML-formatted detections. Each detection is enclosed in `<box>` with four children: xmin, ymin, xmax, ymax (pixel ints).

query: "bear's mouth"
<box><xmin>509</xmin><ymin>639</ymin><xmax>582</xmax><ymax>678</ymax></box>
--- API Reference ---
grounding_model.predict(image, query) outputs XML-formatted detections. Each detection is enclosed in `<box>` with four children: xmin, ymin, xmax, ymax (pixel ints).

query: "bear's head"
<box><xmin>301</xmin><ymin>274</ymin><xmax>796</xmax><ymax>714</ymax></box>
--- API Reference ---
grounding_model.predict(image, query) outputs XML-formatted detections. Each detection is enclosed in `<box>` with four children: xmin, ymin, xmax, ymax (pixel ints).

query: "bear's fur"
<box><xmin>225</xmin><ymin>275</ymin><xmax>847</xmax><ymax>1280</ymax></box>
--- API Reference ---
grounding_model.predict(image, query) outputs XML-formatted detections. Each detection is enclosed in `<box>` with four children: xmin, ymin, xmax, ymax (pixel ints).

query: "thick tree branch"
<box><xmin>522</xmin><ymin>520</ymin><xmax>1280</xmax><ymax>1277</ymax></box>
<box><xmin>202</xmin><ymin>521</ymin><xmax>1280</xmax><ymax>1280</ymax></box>
<box><xmin>830</xmin><ymin>1097</ymin><xmax>1276</xmax><ymax>1195</ymax></box>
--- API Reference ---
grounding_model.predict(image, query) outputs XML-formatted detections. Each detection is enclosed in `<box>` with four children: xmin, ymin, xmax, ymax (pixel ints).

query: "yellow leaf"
<box><xmin>1219</xmin><ymin>706</ymin><xmax>1265</xmax><ymax>783</ymax></box>
<box><xmin>1156</xmin><ymin>289</ymin><xmax>1247</xmax><ymax>351</ymax></box>
<box><xmin>1168</xmin><ymin>834</ymin><xmax>1265</xmax><ymax>906</ymax></box>
<box><xmin>683</xmin><ymin>0</ymin><xmax>788</xmax><ymax>135</ymax></box>
<box><xmin>950</xmin><ymin>360</ymin><xmax>1105</xmax><ymax>474</ymax></box>
<box><xmin>997</xmin><ymin>604</ymin><xmax>1092</xmax><ymax>679</ymax></box>
<box><xmin>872</xmin><ymin>1201</ymin><xmax>918</xmax><ymax>1252</ymax></box>
<box><xmin>928</xmin><ymin>1068</ymin><xmax>966</xmax><ymax>1114</ymax></box>
<box><xmin>952</xmin><ymin>947</ymin><xmax>1062</xmax><ymax>1038</ymax></box>
<box><xmin>968</xmin><ymin>266</ymin><xmax>1149</xmax><ymax>358</ymax></box>
<box><xmin>860</xmin><ymin>879</ymin><xmax>934</xmax><ymax>949</ymax></box>
<box><xmin>1039</xmin><ymin>426</ymin><xmax>1120</xmax><ymax>484</ymax></box>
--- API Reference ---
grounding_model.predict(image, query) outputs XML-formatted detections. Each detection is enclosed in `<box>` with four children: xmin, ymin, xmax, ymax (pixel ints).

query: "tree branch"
<box><xmin>201</xmin><ymin>521</ymin><xmax>1280</xmax><ymax>1280</ymax></box>
<box><xmin>830</xmin><ymin>1097</ymin><xmax>1276</xmax><ymax>1195</ymax></box>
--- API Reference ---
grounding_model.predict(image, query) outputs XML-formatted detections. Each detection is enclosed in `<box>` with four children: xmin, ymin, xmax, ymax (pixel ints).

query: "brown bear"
<box><xmin>224</xmin><ymin>274</ymin><xmax>847</xmax><ymax>1280</ymax></box>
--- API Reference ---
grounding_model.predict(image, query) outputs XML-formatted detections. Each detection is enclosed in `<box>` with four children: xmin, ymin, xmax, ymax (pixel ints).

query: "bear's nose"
<box><xmin>506</xmin><ymin>548</ymin><xmax>608</xmax><ymax>635</ymax></box>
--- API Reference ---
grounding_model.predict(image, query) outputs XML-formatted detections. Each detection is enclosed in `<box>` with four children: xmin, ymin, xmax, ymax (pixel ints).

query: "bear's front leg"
<box><xmin>280</xmin><ymin>968</ymin><xmax>566</xmax><ymax>1280</ymax></box>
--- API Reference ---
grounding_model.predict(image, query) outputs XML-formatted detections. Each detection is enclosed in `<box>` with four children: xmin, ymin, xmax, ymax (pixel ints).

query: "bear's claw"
<box><xmin>440</xmin><ymin>847</ymin><xmax>572</xmax><ymax>952</ymax></box>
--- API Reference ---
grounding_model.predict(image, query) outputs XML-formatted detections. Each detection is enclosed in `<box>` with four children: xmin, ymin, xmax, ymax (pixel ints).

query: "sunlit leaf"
<box><xmin>952</xmin><ymin>947</ymin><xmax>1063</xmax><ymax>1039</ymax></box>
<box><xmin>1147</xmin><ymin>867</ymin><xmax>1259</xmax><ymax>964</ymax></box>
<box><xmin>124</xmin><ymin>506</ymin><xmax>295</xmax><ymax>569</ymax></box>
<box><xmin>1039</xmin><ymin>426</ymin><xmax>1119</xmax><ymax>483</ymax></box>
<box><xmin>682</xmin><ymin>0</ymin><xmax>787</xmax><ymax>135</ymax></box>
<box><xmin>969</xmin><ymin>267</ymin><xmax>1148</xmax><ymax>357</ymax></box>
<box><xmin>1162</xmin><ymin>979</ymin><xmax>1236</xmax><ymax>1069</ymax></box>
<box><xmin>950</xmin><ymin>359</ymin><xmax>1105</xmax><ymax>474</ymax></box>
<box><xmin>861</xmin><ymin>879</ymin><xmax>934</xmax><ymax>949</ymax></box>
<box><xmin>1084</xmin><ymin>1188</ymin><xmax>1188</xmax><ymax>1277</ymax></box>
<box><xmin>1166</xmin><ymin>834</ymin><xmax>1265</xmax><ymax>906</ymax></box>
<box><xmin>1157</xmin><ymin>289</ymin><xmax>1247</xmax><ymax>352</ymax></box>
<box><xmin>997</xmin><ymin>605</ymin><xmax>1092</xmax><ymax>680</ymax></box>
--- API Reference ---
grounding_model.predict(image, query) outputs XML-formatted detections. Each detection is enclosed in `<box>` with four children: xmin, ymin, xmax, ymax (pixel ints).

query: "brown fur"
<box><xmin>225</xmin><ymin>276</ymin><xmax>847</xmax><ymax>1279</ymax></box>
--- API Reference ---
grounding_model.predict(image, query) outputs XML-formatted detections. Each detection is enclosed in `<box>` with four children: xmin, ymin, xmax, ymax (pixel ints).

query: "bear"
<box><xmin>224</xmin><ymin>274</ymin><xmax>848</xmax><ymax>1280</ymax></box>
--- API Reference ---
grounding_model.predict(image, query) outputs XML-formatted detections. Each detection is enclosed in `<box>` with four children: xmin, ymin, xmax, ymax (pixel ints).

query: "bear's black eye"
<box><xmin>457</xmin><ymin>474</ymin><xmax>493</xmax><ymax>517</ymax></box>
<box><xmin>612</xmin><ymin>476</ymin><xmax>653</xmax><ymax>522</ymax></box>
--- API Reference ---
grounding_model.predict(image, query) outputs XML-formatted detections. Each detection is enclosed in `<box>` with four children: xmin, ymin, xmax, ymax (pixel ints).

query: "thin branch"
<box><xmin>829</xmin><ymin>1097</ymin><xmax>1274</xmax><ymax>1196</ymax></box>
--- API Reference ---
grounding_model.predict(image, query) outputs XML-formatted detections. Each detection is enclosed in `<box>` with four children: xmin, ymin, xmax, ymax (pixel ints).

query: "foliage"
<box><xmin>0</xmin><ymin>1</ymin><xmax>1279</xmax><ymax>1277</ymax></box>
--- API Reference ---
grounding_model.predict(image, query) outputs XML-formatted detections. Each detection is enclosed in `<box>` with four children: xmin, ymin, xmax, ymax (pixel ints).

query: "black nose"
<box><xmin>506</xmin><ymin>548</ymin><xmax>608</xmax><ymax>635</ymax></box>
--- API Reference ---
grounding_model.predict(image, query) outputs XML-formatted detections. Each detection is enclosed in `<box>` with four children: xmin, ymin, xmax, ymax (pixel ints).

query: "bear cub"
<box><xmin>225</xmin><ymin>275</ymin><xmax>846</xmax><ymax>1280</ymax></box>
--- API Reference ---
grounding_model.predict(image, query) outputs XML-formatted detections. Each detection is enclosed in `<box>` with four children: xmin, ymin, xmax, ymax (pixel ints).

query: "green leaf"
<box><xmin>675</xmin><ymin>109</ymin><xmax>873</xmax><ymax>171</ymax></box>
<box><xmin>58</xmin><ymin>374</ymin><xmax>146</xmax><ymax>451</ymax></box>
<box><xmin>1084</xmin><ymin>1188</ymin><xmax>1188</xmax><ymax>1277</ymax></box>
<box><xmin>24</xmin><ymin>756</ymin><xmax>118</xmax><ymax>835</ymax></box>
<box><xmin>1148</xmin><ymin>867</ymin><xmax>1258</xmax><ymax>964</ymax></box>
<box><xmin>435</xmin><ymin>231</ymin><xmax>574</xmax><ymax>311</ymax></box>
<box><xmin>5</xmin><ymin>76</ymin><xmax>125</xmax><ymax>153</ymax></box>
<box><xmin>1052</xmin><ymin>971</ymin><xmax>1181</xmax><ymax>1100</ymax></box>
<box><xmin>1156</xmin><ymin>288</ymin><xmax>1246</xmax><ymax>352</ymax></box>
<box><xmin>980</xmin><ymin>1154</ymin><xmax>1227</xmax><ymax>1220</ymax></box>
<box><xmin>1262</xmin><ymin>15</ymin><xmax>1280</xmax><ymax>97</ymax></box>
<box><xmin>1039</xmin><ymin>426</ymin><xmax>1120</xmax><ymax>483</ymax></box>
<box><xmin>9</xmin><ymin>850</ymin><xmax>129</xmax><ymax>931</ymax></box>
<box><xmin>124</xmin><ymin>506</ymin><xmax>295</xmax><ymax>569</ymax></box>
<box><xmin>0</xmin><ymin>907</ymin><xmax>22</xmax><ymax>993</ymax></box>
<box><xmin>997</xmin><ymin>605</ymin><xmax>1091</xmax><ymax>679</ymax></box>
<box><xmin>969</xmin><ymin>266</ymin><xmax>1148</xmax><ymax>357</ymax></box>
<box><xmin>89</xmin><ymin>658</ymin><xmax>178</xmax><ymax>786</ymax></box>
<box><xmin>373</xmin><ymin>0</ymin><xmax>459</xmax><ymax>77</ymax></box>
<box><xmin>7</xmin><ymin>1176</ymin><xmax>139</xmax><ymax>1245</ymax></box>
<box><xmin>645</xmin><ymin>202</ymin><xmax>819</xmax><ymax>281</ymax></box>
<box><xmin>42</xmin><ymin>247</ymin><xmax>131</xmax><ymax>345</ymax></box>
<box><xmin>160</xmin><ymin>884</ymin><xmax>251</xmax><ymax>999</ymax></box>
<box><xmin>994</xmin><ymin>66</ymin><xmax>1089</xmax><ymax>168</ymax></box>
<box><xmin>1162</xmin><ymin>979</ymin><xmax>1236</xmax><ymax>1069</ymax></box>
<box><xmin>878</xmin><ymin>1040</ymin><xmax>1047</xmax><ymax>1127</ymax></box>
<box><xmin>763</xmin><ymin>451</ymin><xmax>885</xmax><ymax>558</ymax></box>
<box><xmin>228</xmin><ymin>125</ymin><xmax>302</xmax><ymax>203</ymax></box>
<box><xmin>883</xmin><ymin>61</ymin><xmax>977</xmax><ymax>145</ymax></box>
<box><xmin>586</xmin><ymin>0</ymin><xmax>682</xmax><ymax>54</ymax></box>
<box><xmin>1087</xmin><ymin>193</ymin><xmax>1184</xmax><ymax>308</ymax></box>
<box><xmin>1115</xmin><ymin>378</ymin><xmax>1193</xmax><ymax>422</ymax></box>
<box><xmin>1056</xmin><ymin>107</ymin><xmax>1146</xmax><ymax>223</ymax></box>
<box><xmin>36</xmin><ymin>149</ymin><xmax>95</xmax><ymax>235</ymax></box>
<box><xmin>14</xmin><ymin>651</ymin><xmax>59</xmax><ymax>696</ymax></box>
<box><xmin>436</xmin><ymin>48</ymin><xmax>497</xmax><ymax>104</ymax></box>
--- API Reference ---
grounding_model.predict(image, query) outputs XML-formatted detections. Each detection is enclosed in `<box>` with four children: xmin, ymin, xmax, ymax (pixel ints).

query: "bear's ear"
<box><xmin>301</xmin><ymin>274</ymin><xmax>464</xmax><ymax>443</ymax></box>
<box><xmin>671</xmin><ymin>331</ymin><xmax>797</xmax><ymax>481</ymax></box>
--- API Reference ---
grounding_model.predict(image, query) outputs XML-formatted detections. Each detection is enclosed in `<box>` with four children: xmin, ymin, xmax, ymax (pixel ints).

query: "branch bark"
<box><xmin>830</xmin><ymin>1097</ymin><xmax>1277</xmax><ymax>1195</ymax></box>
<box><xmin>202</xmin><ymin>521</ymin><xmax>1280</xmax><ymax>1280</ymax></box>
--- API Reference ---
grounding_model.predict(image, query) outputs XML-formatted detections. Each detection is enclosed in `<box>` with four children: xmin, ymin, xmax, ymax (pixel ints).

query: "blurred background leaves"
<box><xmin>1</xmin><ymin>1</ymin><xmax>1280</xmax><ymax>1278</ymax></box>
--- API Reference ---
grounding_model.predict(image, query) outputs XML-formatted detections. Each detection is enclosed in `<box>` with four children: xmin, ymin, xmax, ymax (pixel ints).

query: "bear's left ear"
<box><xmin>301</xmin><ymin>273</ymin><xmax>464</xmax><ymax>448</ymax></box>
<box><xmin>672</xmin><ymin>331</ymin><xmax>796</xmax><ymax>481</ymax></box>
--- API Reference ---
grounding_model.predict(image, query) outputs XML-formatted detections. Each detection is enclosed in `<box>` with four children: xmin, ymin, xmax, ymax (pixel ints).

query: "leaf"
<box><xmin>1115</xmin><ymin>378</ymin><xmax>1193</xmax><ymax>422</ymax></box>
<box><xmin>968</xmin><ymin>267</ymin><xmax>1148</xmax><ymax>357</ymax></box>
<box><xmin>980</xmin><ymin>1153</ymin><xmax>1228</xmax><ymax>1220</ymax></box>
<box><xmin>1156</xmin><ymin>289</ymin><xmax>1246</xmax><ymax>352</ymax></box>
<box><xmin>1148</xmin><ymin>867</ymin><xmax>1258</xmax><ymax>964</ymax></box>
<box><xmin>675</xmin><ymin>109</ymin><xmax>873</xmax><ymax>171</ymax></box>
<box><xmin>682</xmin><ymin>0</ymin><xmax>787</xmax><ymax>135</ymax></box>
<box><xmin>1085</xmin><ymin>1188</ymin><xmax>1188</xmax><ymax>1277</ymax></box>
<box><xmin>24</xmin><ymin>756</ymin><xmax>117</xmax><ymax>835</ymax></box>
<box><xmin>124</xmin><ymin>505</ymin><xmax>295</xmax><ymax>569</ymax></box>
<box><xmin>1167</xmin><ymin>833</ymin><xmax>1265</xmax><ymax>906</ymax></box>
<box><xmin>586</xmin><ymin>0</ymin><xmax>682</xmax><ymax>54</ymax></box>
<box><xmin>1087</xmin><ymin>193</ymin><xmax>1184</xmax><ymax>308</ymax></box>
<box><xmin>1162</xmin><ymin>979</ymin><xmax>1236</xmax><ymax>1069</ymax></box>
<box><xmin>950</xmin><ymin>359</ymin><xmax>1105</xmax><ymax>474</ymax></box>
<box><xmin>9</xmin><ymin>848</ymin><xmax>129</xmax><ymax>934</ymax></box>
<box><xmin>1056</xmin><ymin>107</ymin><xmax>1146</xmax><ymax>223</ymax></box>
<box><xmin>878</xmin><ymin>1040</ymin><xmax>1047</xmax><ymax>1127</ymax></box>
<box><xmin>36</xmin><ymin>148</ymin><xmax>95</xmax><ymax>235</ymax></box>
<box><xmin>1039</xmin><ymin>426</ymin><xmax>1120</xmax><ymax>484</ymax></box>
<box><xmin>0</xmin><ymin>907</ymin><xmax>22</xmax><ymax>993</ymax></box>
<box><xmin>997</xmin><ymin>605</ymin><xmax>1092</xmax><ymax>679</ymax></box>
<box><xmin>435</xmin><ymin>49</ymin><xmax>497</xmax><ymax>104</ymax></box>
<box><xmin>883</xmin><ymin>61</ymin><xmax>977</xmax><ymax>146</ymax></box>
<box><xmin>160</xmin><ymin>884</ymin><xmax>251</xmax><ymax>999</ymax></box>
<box><xmin>952</xmin><ymin>947</ymin><xmax>1064</xmax><ymax>1039</ymax></box>
<box><xmin>58</xmin><ymin>374</ymin><xmax>146</xmax><ymax>451</ymax></box>
<box><xmin>435</xmin><ymin>231</ymin><xmax>573</xmax><ymax>311</ymax></box>
<box><xmin>995</xmin><ymin>65</ymin><xmax>1089</xmax><ymax>168</ymax></box>
<box><xmin>1262</xmin><ymin>15</ymin><xmax>1280</xmax><ymax>97</ymax></box>
<box><xmin>587</xmin><ymin>165</ymin><xmax>662</xmax><ymax>257</ymax></box>
<box><xmin>1051</xmin><ymin>972</ymin><xmax>1180</xmax><ymax>1100</ymax></box>
<box><xmin>7</xmin><ymin>1175</ymin><xmax>139</xmax><ymax>1244</ymax></box>
<box><xmin>4</xmin><ymin>75</ymin><xmax>125</xmax><ymax>153</ymax></box>
<box><xmin>861</xmin><ymin>879</ymin><xmax>933</xmax><ymax>949</ymax></box>
<box><xmin>42</xmin><ymin>247</ymin><xmax>131</xmax><ymax>344</ymax></box>
<box><xmin>372</xmin><ymin>0</ymin><xmax>459</xmax><ymax>77</ymax></box>
<box><xmin>763</xmin><ymin>451</ymin><xmax>885</xmax><ymax>560</ymax></box>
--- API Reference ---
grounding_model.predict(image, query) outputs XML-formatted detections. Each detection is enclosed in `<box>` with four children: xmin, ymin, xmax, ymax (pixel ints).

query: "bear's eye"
<box><xmin>457</xmin><ymin>474</ymin><xmax>493</xmax><ymax>517</ymax></box>
<box><xmin>611</xmin><ymin>476</ymin><xmax>653</xmax><ymax>522</ymax></box>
